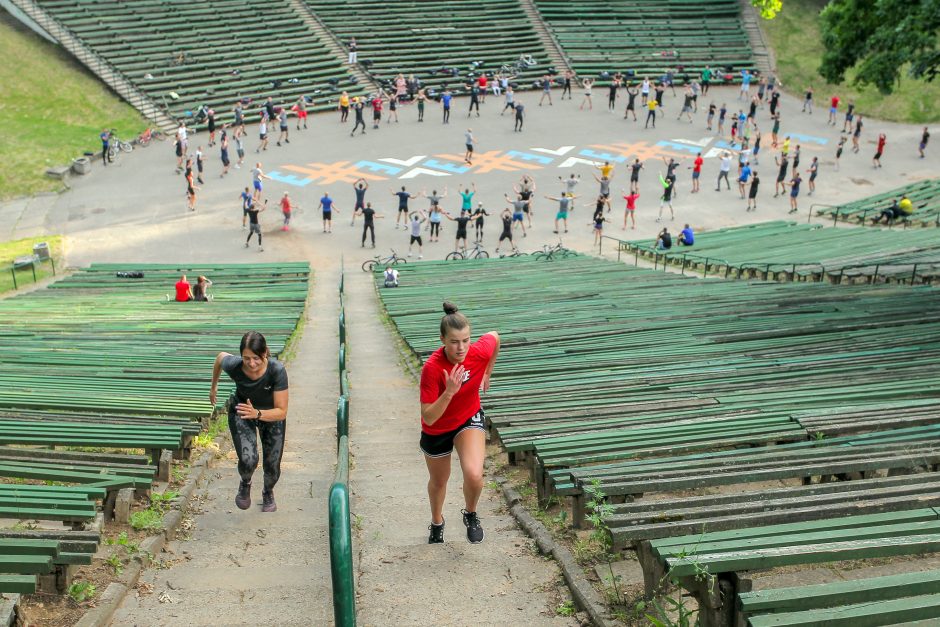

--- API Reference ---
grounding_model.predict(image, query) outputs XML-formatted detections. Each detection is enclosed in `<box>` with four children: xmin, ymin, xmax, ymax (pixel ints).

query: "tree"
<box><xmin>818</xmin><ymin>0</ymin><xmax>940</xmax><ymax>94</ymax></box>
<box><xmin>751</xmin><ymin>0</ymin><xmax>783</xmax><ymax>19</ymax></box>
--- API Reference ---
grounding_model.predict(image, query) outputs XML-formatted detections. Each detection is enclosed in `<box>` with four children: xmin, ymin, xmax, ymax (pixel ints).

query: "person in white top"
<box><xmin>716</xmin><ymin>151</ymin><xmax>732</xmax><ymax>191</ymax></box>
<box><xmin>641</xmin><ymin>77</ymin><xmax>651</xmax><ymax>106</ymax></box>
<box><xmin>383</xmin><ymin>266</ymin><xmax>399</xmax><ymax>288</ymax></box>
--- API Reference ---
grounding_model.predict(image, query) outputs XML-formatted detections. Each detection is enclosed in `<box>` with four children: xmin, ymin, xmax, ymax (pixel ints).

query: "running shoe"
<box><xmin>428</xmin><ymin>519</ymin><xmax>445</xmax><ymax>544</ymax></box>
<box><xmin>235</xmin><ymin>481</ymin><xmax>251</xmax><ymax>510</ymax></box>
<box><xmin>461</xmin><ymin>509</ymin><xmax>484</xmax><ymax>544</ymax></box>
<box><xmin>261</xmin><ymin>490</ymin><xmax>277</xmax><ymax>513</ymax></box>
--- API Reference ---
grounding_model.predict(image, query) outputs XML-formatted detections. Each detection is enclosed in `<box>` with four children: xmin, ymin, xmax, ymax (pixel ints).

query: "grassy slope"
<box><xmin>0</xmin><ymin>235</ymin><xmax>63</xmax><ymax>293</ymax></box>
<box><xmin>761</xmin><ymin>0</ymin><xmax>940</xmax><ymax>124</ymax></box>
<box><xmin>0</xmin><ymin>13</ymin><xmax>145</xmax><ymax>199</ymax></box>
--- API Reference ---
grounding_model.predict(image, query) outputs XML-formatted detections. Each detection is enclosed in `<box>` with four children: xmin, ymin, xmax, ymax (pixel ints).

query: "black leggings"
<box><xmin>246</xmin><ymin>227</ymin><xmax>262</xmax><ymax>246</ymax></box>
<box><xmin>475</xmin><ymin>221</ymin><xmax>484</xmax><ymax>237</ymax></box>
<box><xmin>443</xmin><ymin>107</ymin><xmax>450</xmax><ymax>123</ymax></box>
<box><xmin>430</xmin><ymin>222</ymin><xmax>440</xmax><ymax>237</ymax></box>
<box><xmin>352</xmin><ymin>117</ymin><xmax>365</xmax><ymax>133</ymax></box>
<box><xmin>341</xmin><ymin>106</ymin><xmax>349</xmax><ymax>122</ymax></box>
<box><xmin>362</xmin><ymin>223</ymin><xmax>375</xmax><ymax>245</ymax></box>
<box><xmin>228</xmin><ymin>411</ymin><xmax>286</xmax><ymax>492</ymax></box>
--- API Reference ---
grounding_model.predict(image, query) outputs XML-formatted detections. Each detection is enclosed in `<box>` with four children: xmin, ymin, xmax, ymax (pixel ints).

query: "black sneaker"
<box><xmin>462</xmin><ymin>509</ymin><xmax>484</xmax><ymax>544</ymax></box>
<box><xmin>428</xmin><ymin>519</ymin><xmax>445</xmax><ymax>544</ymax></box>
<box><xmin>235</xmin><ymin>480</ymin><xmax>251</xmax><ymax>510</ymax></box>
<box><xmin>261</xmin><ymin>490</ymin><xmax>277</xmax><ymax>512</ymax></box>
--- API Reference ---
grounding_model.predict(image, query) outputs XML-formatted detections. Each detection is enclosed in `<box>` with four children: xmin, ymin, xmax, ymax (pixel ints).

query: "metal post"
<box><xmin>336</xmin><ymin>396</ymin><xmax>348</xmax><ymax>440</ymax></box>
<box><xmin>50</xmin><ymin>256</ymin><xmax>56</xmax><ymax>276</ymax></box>
<box><xmin>911</xmin><ymin>264</ymin><xmax>918</xmax><ymax>285</ymax></box>
<box><xmin>10</xmin><ymin>267</ymin><xmax>16</xmax><ymax>290</ymax></box>
<box><xmin>634</xmin><ymin>249</ymin><xmax>639</xmax><ymax>267</ymax></box>
<box><xmin>31</xmin><ymin>262</ymin><xmax>37</xmax><ymax>283</ymax></box>
<box><xmin>703</xmin><ymin>258</ymin><xmax>708</xmax><ymax>279</ymax></box>
<box><xmin>872</xmin><ymin>265</ymin><xmax>879</xmax><ymax>284</ymax></box>
<box><xmin>329</xmin><ymin>435</ymin><xmax>356</xmax><ymax>627</ymax></box>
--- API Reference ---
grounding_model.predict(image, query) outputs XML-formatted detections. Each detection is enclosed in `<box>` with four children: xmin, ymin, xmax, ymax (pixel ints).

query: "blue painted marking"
<box><xmin>713</xmin><ymin>140</ymin><xmax>736</xmax><ymax>150</ymax></box>
<box><xmin>506</xmin><ymin>150</ymin><xmax>553</xmax><ymax>165</ymax></box>
<box><xmin>268</xmin><ymin>171</ymin><xmax>313</xmax><ymax>187</ymax></box>
<box><xmin>579</xmin><ymin>149</ymin><xmax>627</xmax><ymax>162</ymax></box>
<box><xmin>422</xmin><ymin>159</ymin><xmax>470</xmax><ymax>174</ymax></box>
<box><xmin>787</xmin><ymin>133</ymin><xmax>829</xmax><ymax>146</ymax></box>
<box><xmin>656</xmin><ymin>141</ymin><xmax>704</xmax><ymax>154</ymax></box>
<box><xmin>354</xmin><ymin>160</ymin><xmax>403</xmax><ymax>175</ymax></box>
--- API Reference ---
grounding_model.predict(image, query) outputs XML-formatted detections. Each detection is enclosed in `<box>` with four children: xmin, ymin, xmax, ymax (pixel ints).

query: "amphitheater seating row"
<box><xmin>534</xmin><ymin>0</ymin><xmax>755</xmax><ymax>83</ymax></box>
<box><xmin>0</xmin><ymin>535</ymin><xmax>99</xmax><ymax>594</ymax></box>
<box><xmin>644</xmin><ymin>509</ymin><xmax>940</xmax><ymax>626</ymax></box>
<box><xmin>36</xmin><ymin>0</ymin><xmax>364</xmax><ymax>123</ymax></box>
<box><xmin>616</xmin><ymin>220</ymin><xmax>940</xmax><ymax>284</ymax></box>
<box><xmin>305</xmin><ymin>0</ymin><xmax>553</xmax><ymax>94</ymax></box>
<box><xmin>814</xmin><ymin>178</ymin><xmax>940</xmax><ymax>227</ymax></box>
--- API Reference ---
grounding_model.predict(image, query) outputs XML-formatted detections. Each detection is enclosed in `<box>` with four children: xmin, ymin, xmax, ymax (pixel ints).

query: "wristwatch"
<box><xmin>256</xmin><ymin>409</ymin><xmax>262</xmax><ymax>420</ymax></box>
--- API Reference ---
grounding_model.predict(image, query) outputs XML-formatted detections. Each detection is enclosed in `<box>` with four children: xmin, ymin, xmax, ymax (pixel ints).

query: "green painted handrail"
<box><xmin>336</xmin><ymin>395</ymin><xmax>349</xmax><ymax>440</ymax></box>
<box><xmin>328</xmin><ymin>434</ymin><xmax>355</xmax><ymax>627</ymax></box>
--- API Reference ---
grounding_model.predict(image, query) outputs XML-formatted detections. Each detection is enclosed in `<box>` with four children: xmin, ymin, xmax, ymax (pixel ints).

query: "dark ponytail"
<box><xmin>239</xmin><ymin>331</ymin><xmax>270</xmax><ymax>359</ymax></box>
<box><xmin>440</xmin><ymin>301</ymin><xmax>470</xmax><ymax>336</ymax></box>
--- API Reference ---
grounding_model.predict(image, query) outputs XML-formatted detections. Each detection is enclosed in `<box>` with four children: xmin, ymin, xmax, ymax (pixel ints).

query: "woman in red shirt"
<box><xmin>419</xmin><ymin>302</ymin><xmax>500</xmax><ymax>544</ymax></box>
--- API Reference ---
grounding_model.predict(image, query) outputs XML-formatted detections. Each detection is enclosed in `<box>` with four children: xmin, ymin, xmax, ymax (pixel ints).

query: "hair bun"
<box><xmin>442</xmin><ymin>301</ymin><xmax>459</xmax><ymax>315</ymax></box>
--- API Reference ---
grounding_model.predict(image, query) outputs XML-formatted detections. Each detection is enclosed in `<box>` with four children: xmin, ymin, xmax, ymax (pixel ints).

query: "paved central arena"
<box><xmin>3</xmin><ymin>85</ymin><xmax>934</xmax><ymax>626</ymax></box>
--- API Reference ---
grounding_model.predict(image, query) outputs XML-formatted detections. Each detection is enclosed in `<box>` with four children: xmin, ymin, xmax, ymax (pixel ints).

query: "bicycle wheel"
<box><xmin>107</xmin><ymin>145</ymin><xmax>117</xmax><ymax>161</ymax></box>
<box><xmin>532</xmin><ymin>252</ymin><xmax>545</xmax><ymax>261</ymax></box>
<box><xmin>392</xmin><ymin>257</ymin><xmax>407</xmax><ymax>265</ymax></box>
<box><xmin>361</xmin><ymin>260</ymin><xmax>376</xmax><ymax>273</ymax></box>
<box><xmin>119</xmin><ymin>140</ymin><xmax>133</xmax><ymax>153</ymax></box>
<box><xmin>445</xmin><ymin>251</ymin><xmax>464</xmax><ymax>261</ymax></box>
<box><xmin>475</xmin><ymin>251</ymin><xmax>489</xmax><ymax>259</ymax></box>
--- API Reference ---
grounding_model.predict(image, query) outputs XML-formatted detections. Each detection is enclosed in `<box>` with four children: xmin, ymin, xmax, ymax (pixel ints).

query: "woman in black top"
<box><xmin>210</xmin><ymin>331</ymin><xmax>289</xmax><ymax>513</ymax></box>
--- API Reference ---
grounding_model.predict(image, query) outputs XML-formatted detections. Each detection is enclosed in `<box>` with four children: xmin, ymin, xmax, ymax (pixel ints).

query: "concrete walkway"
<box><xmin>112</xmin><ymin>246</ymin><xmax>341</xmax><ymax>626</ymax></box>
<box><xmin>343</xmin><ymin>271</ymin><xmax>577</xmax><ymax>626</ymax></box>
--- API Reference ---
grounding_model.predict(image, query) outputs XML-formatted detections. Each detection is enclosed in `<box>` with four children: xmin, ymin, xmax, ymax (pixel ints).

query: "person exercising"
<box><xmin>420</xmin><ymin>303</ymin><xmax>500</xmax><ymax>544</ymax></box>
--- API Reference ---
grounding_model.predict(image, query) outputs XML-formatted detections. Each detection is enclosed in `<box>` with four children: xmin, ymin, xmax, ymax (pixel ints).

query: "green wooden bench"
<box><xmin>739</xmin><ymin>568</ymin><xmax>940</xmax><ymax>626</ymax></box>
<box><xmin>0</xmin><ymin>531</ymin><xmax>100</xmax><ymax>594</ymax></box>
<box><xmin>640</xmin><ymin>509</ymin><xmax>940</xmax><ymax>626</ymax></box>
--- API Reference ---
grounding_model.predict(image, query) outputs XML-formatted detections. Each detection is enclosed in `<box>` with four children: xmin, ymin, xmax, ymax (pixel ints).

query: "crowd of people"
<box><xmin>156</xmin><ymin>65</ymin><xmax>931</xmax><ymax>256</ymax></box>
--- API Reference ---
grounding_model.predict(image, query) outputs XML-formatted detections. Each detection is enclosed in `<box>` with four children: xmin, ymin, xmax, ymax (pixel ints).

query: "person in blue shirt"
<box><xmin>441</xmin><ymin>90</ymin><xmax>452</xmax><ymax>124</ymax></box>
<box><xmin>390</xmin><ymin>186</ymin><xmax>417</xmax><ymax>230</ymax></box>
<box><xmin>678</xmin><ymin>224</ymin><xmax>694</xmax><ymax>246</ymax></box>
<box><xmin>240</xmin><ymin>187</ymin><xmax>253</xmax><ymax>229</ymax></box>
<box><xmin>737</xmin><ymin>162</ymin><xmax>752</xmax><ymax>199</ymax></box>
<box><xmin>100</xmin><ymin>129</ymin><xmax>111</xmax><ymax>166</ymax></box>
<box><xmin>740</xmin><ymin>69</ymin><xmax>751</xmax><ymax>100</ymax></box>
<box><xmin>317</xmin><ymin>192</ymin><xmax>339</xmax><ymax>233</ymax></box>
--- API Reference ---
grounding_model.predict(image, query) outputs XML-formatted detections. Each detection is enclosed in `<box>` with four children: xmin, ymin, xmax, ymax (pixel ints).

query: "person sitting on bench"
<box><xmin>678</xmin><ymin>224</ymin><xmax>695</xmax><ymax>246</ymax></box>
<box><xmin>384</xmin><ymin>266</ymin><xmax>400</xmax><ymax>288</ymax></box>
<box><xmin>655</xmin><ymin>227</ymin><xmax>672</xmax><ymax>250</ymax></box>
<box><xmin>872</xmin><ymin>194</ymin><xmax>913</xmax><ymax>224</ymax></box>
<box><xmin>174</xmin><ymin>274</ymin><xmax>193</xmax><ymax>302</ymax></box>
<box><xmin>192</xmin><ymin>275</ymin><xmax>213</xmax><ymax>302</ymax></box>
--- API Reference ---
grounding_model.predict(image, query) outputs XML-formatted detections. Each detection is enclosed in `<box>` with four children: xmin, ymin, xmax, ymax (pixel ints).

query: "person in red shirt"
<box><xmin>419</xmin><ymin>302</ymin><xmax>500</xmax><ymax>545</ymax></box>
<box><xmin>280</xmin><ymin>192</ymin><xmax>293</xmax><ymax>231</ymax></box>
<box><xmin>828</xmin><ymin>95</ymin><xmax>840</xmax><ymax>126</ymax></box>
<box><xmin>174</xmin><ymin>274</ymin><xmax>193</xmax><ymax>302</ymax></box>
<box><xmin>371</xmin><ymin>93</ymin><xmax>384</xmax><ymax>129</ymax></box>
<box><xmin>691</xmin><ymin>152</ymin><xmax>704</xmax><ymax>193</ymax></box>
<box><xmin>873</xmin><ymin>133</ymin><xmax>887</xmax><ymax>168</ymax></box>
<box><xmin>477</xmin><ymin>74</ymin><xmax>488</xmax><ymax>103</ymax></box>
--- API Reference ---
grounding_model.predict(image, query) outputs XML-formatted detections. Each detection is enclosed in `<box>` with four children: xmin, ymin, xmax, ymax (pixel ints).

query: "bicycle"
<box><xmin>445</xmin><ymin>242</ymin><xmax>489</xmax><ymax>261</ymax></box>
<box><xmin>499</xmin><ymin>53</ymin><xmax>538</xmax><ymax>76</ymax></box>
<box><xmin>106</xmin><ymin>130</ymin><xmax>133</xmax><ymax>161</ymax></box>
<box><xmin>532</xmin><ymin>243</ymin><xmax>576</xmax><ymax>261</ymax></box>
<box><xmin>498</xmin><ymin>249</ymin><xmax>528</xmax><ymax>258</ymax></box>
<box><xmin>135</xmin><ymin>127</ymin><xmax>167</xmax><ymax>147</ymax></box>
<box><xmin>361</xmin><ymin>249</ymin><xmax>407</xmax><ymax>272</ymax></box>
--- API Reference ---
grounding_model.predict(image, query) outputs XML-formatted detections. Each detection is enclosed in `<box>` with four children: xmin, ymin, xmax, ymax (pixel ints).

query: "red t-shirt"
<box><xmin>174</xmin><ymin>280</ymin><xmax>191</xmax><ymax>302</ymax></box>
<box><xmin>877</xmin><ymin>136</ymin><xmax>886</xmax><ymax>151</ymax></box>
<box><xmin>478</xmin><ymin>75</ymin><xmax>488</xmax><ymax>88</ymax></box>
<box><xmin>281</xmin><ymin>197</ymin><xmax>291</xmax><ymax>214</ymax></box>
<box><xmin>372</xmin><ymin>98</ymin><xmax>383</xmax><ymax>111</ymax></box>
<box><xmin>624</xmin><ymin>193</ymin><xmax>639</xmax><ymax>210</ymax></box>
<box><xmin>831</xmin><ymin>96</ymin><xmax>839</xmax><ymax>109</ymax></box>
<box><xmin>693</xmin><ymin>156</ymin><xmax>703</xmax><ymax>173</ymax></box>
<box><xmin>419</xmin><ymin>333</ymin><xmax>497</xmax><ymax>434</ymax></box>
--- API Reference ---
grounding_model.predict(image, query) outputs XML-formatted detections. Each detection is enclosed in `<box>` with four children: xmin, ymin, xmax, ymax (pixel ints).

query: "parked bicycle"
<box><xmin>445</xmin><ymin>242</ymin><xmax>489</xmax><ymax>261</ymax></box>
<box><xmin>135</xmin><ymin>127</ymin><xmax>167</xmax><ymax>147</ymax></box>
<box><xmin>498</xmin><ymin>249</ymin><xmax>528</xmax><ymax>258</ymax></box>
<box><xmin>107</xmin><ymin>130</ymin><xmax>134</xmax><ymax>161</ymax></box>
<box><xmin>361</xmin><ymin>249</ymin><xmax>407</xmax><ymax>272</ymax></box>
<box><xmin>499</xmin><ymin>53</ymin><xmax>538</xmax><ymax>76</ymax></box>
<box><xmin>532</xmin><ymin>243</ymin><xmax>576</xmax><ymax>261</ymax></box>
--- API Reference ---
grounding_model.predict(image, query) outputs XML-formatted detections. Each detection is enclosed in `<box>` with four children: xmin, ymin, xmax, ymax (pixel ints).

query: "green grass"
<box><xmin>0</xmin><ymin>14</ymin><xmax>146</xmax><ymax>199</ymax></box>
<box><xmin>762</xmin><ymin>0</ymin><xmax>940</xmax><ymax>123</ymax></box>
<box><xmin>0</xmin><ymin>235</ymin><xmax>63</xmax><ymax>294</ymax></box>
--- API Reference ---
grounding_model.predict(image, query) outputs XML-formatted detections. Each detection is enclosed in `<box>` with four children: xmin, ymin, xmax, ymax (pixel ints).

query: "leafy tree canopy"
<box><xmin>818</xmin><ymin>0</ymin><xmax>940</xmax><ymax>94</ymax></box>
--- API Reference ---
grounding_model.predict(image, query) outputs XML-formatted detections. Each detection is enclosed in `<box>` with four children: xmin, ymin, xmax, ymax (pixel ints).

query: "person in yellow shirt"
<box><xmin>596</xmin><ymin>161</ymin><xmax>614</xmax><ymax>179</ymax></box>
<box><xmin>645</xmin><ymin>98</ymin><xmax>658</xmax><ymax>129</ymax></box>
<box><xmin>339</xmin><ymin>91</ymin><xmax>351</xmax><ymax>123</ymax></box>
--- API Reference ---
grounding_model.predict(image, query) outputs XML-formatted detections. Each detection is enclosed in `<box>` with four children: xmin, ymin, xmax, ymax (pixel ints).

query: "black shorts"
<box><xmin>398</xmin><ymin>207</ymin><xmax>408</xmax><ymax>213</ymax></box>
<box><xmin>410</xmin><ymin>235</ymin><xmax>422</xmax><ymax>245</ymax></box>
<box><xmin>456</xmin><ymin>228</ymin><xmax>468</xmax><ymax>240</ymax></box>
<box><xmin>874</xmin><ymin>151</ymin><xmax>883</xmax><ymax>160</ymax></box>
<box><xmin>420</xmin><ymin>410</ymin><xmax>486</xmax><ymax>457</ymax></box>
<box><xmin>466</xmin><ymin>144</ymin><xmax>473</xmax><ymax>153</ymax></box>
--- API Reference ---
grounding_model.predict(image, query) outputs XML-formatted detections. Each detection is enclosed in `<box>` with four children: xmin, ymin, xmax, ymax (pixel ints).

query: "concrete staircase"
<box><xmin>286</xmin><ymin>0</ymin><xmax>381</xmax><ymax>94</ymax></box>
<box><xmin>516</xmin><ymin>0</ymin><xmax>575</xmax><ymax>77</ymax></box>
<box><xmin>738</xmin><ymin>0</ymin><xmax>775</xmax><ymax>74</ymax></box>
<box><xmin>8</xmin><ymin>0</ymin><xmax>177</xmax><ymax>132</ymax></box>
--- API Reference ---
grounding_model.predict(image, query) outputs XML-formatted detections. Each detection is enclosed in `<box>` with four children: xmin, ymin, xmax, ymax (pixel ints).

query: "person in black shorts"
<box><xmin>624</xmin><ymin>83</ymin><xmax>638</xmax><ymax>121</ymax></box>
<box><xmin>471</xmin><ymin>203</ymin><xmax>489</xmax><ymax>243</ymax></box>
<box><xmin>495</xmin><ymin>208</ymin><xmax>516</xmax><ymax>254</ymax></box>
<box><xmin>391</xmin><ymin>186</ymin><xmax>416</xmax><ymax>229</ymax></box>
<box><xmin>747</xmin><ymin>172</ymin><xmax>759</xmax><ymax>212</ymax></box>
<box><xmin>356</xmin><ymin>201</ymin><xmax>383</xmax><ymax>247</ymax></box>
<box><xmin>444</xmin><ymin>209</ymin><xmax>472</xmax><ymax>253</ymax></box>
<box><xmin>210</xmin><ymin>331</ymin><xmax>289</xmax><ymax>513</ymax></box>
<box><xmin>351</xmin><ymin>98</ymin><xmax>366</xmax><ymax>136</ymax></box>
<box><xmin>806</xmin><ymin>157</ymin><xmax>818</xmax><ymax>196</ymax></box>
<box><xmin>514</xmin><ymin>175</ymin><xmax>536</xmax><ymax>227</ymax></box>
<box><xmin>350</xmin><ymin>177</ymin><xmax>369</xmax><ymax>226</ymax></box>
<box><xmin>774</xmin><ymin>155</ymin><xmax>789</xmax><ymax>197</ymax></box>
<box><xmin>629</xmin><ymin>159</ymin><xmax>644</xmax><ymax>193</ymax></box>
<box><xmin>419</xmin><ymin>303</ymin><xmax>500</xmax><ymax>544</ymax></box>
